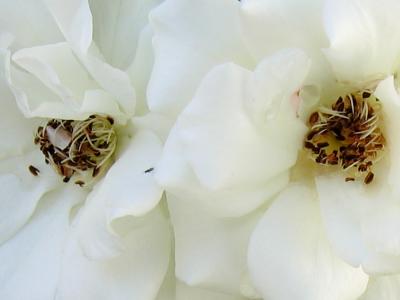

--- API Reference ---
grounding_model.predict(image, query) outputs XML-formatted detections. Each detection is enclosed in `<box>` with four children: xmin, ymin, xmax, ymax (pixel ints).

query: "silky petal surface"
<box><xmin>56</xmin><ymin>206</ymin><xmax>171</xmax><ymax>300</ymax></box>
<box><xmin>248</xmin><ymin>185</ymin><xmax>368</xmax><ymax>300</ymax></box>
<box><xmin>167</xmin><ymin>193</ymin><xmax>261</xmax><ymax>295</ymax></box>
<box><xmin>156</xmin><ymin>50</ymin><xmax>308</xmax><ymax>217</ymax></box>
<box><xmin>89</xmin><ymin>0</ymin><xmax>161</xmax><ymax>70</ymax></box>
<box><xmin>360</xmin><ymin>275</ymin><xmax>400</xmax><ymax>300</ymax></box>
<box><xmin>323</xmin><ymin>0</ymin><xmax>400</xmax><ymax>84</ymax></box>
<box><xmin>148</xmin><ymin>0</ymin><xmax>253</xmax><ymax>117</ymax></box>
<box><xmin>0</xmin><ymin>186</ymin><xmax>85</xmax><ymax>300</ymax></box>
<box><xmin>8</xmin><ymin>42</ymin><xmax>129</xmax><ymax>121</ymax></box>
<box><xmin>315</xmin><ymin>76</ymin><xmax>400</xmax><ymax>274</ymax></box>
<box><xmin>75</xmin><ymin>130</ymin><xmax>164</xmax><ymax>259</ymax></box>
<box><xmin>0</xmin><ymin>0</ymin><xmax>63</xmax><ymax>49</ymax></box>
<box><xmin>240</xmin><ymin>0</ymin><xmax>333</xmax><ymax>93</ymax></box>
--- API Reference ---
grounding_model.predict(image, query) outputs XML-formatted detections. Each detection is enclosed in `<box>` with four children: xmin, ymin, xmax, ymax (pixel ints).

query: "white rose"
<box><xmin>0</xmin><ymin>1</ymin><xmax>172</xmax><ymax>299</ymax></box>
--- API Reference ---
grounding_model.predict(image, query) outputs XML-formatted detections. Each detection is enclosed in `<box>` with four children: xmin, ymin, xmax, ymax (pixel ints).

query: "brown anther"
<box><xmin>75</xmin><ymin>180</ymin><xmax>85</xmax><ymax>187</ymax></box>
<box><xmin>304</xmin><ymin>91</ymin><xmax>385</xmax><ymax>183</ymax></box>
<box><xmin>317</xmin><ymin>142</ymin><xmax>329</xmax><ymax>148</ymax></box>
<box><xmin>33</xmin><ymin>115</ymin><xmax>116</xmax><ymax>183</ymax></box>
<box><xmin>364</xmin><ymin>172</ymin><xmax>374</xmax><ymax>184</ymax></box>
<box><xmin>345</xmin><ymin>177</ymin><xmax>355</xmax><ymax>182</ymax></box>
<box><xmin>28</xmin><ymin>165</ymin><xmax>40</xmax><ymax>176</ymax></box>
<box><xmin>308</xmin><ymin>112</ymin><xmax>319</xmax><ymax>125</ymax></box>
<box><xmin>362</xmin><ymin>91</ymin><xmax>371</xmax><ymax>99</ymax></box>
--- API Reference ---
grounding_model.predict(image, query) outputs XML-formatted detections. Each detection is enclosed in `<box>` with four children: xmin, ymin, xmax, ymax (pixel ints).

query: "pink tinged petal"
<box><xmin>167</xmin><ymin>193</ymin><xmax>262</xmax><ymax>295</ymax></box>
<box><xmin>248</xmin><ymin>185</ymin><xmax>368</xmax><ymax>300</ymax></box>
<box><xmin>156</xmin><ymin>50</ymin><xmax>309</xmax><ymax>217</ymax></box>
<box><xmin>56</xmin><ymin>206</ymin><xmax>171</xmax><ymax>300</ymax></box>
<box><xmin>0</xmin><ymin>186</ymin><xmax>85</xmax><ymax>300</ymax></box>
<box><xmin>148</xmin><ymin>0</ymin><xmax>253</xmax><ymax>117</ymax></box>
<box><xmin>323</xmin><ymin>0</ymin><xmax>400</xmax><ymax>83</ymax></box>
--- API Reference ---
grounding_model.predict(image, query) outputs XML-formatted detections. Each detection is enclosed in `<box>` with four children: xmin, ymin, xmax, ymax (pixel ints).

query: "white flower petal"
<box><xmin>148</xmin><ymin>0</ymin><xmax>252</xmax><ymax>117</ymax></box>
<box><xmin>43</xmin><ymin>0</ymin><xmax>93</xmax><ymax>53</ymax></box>
<box><xmin>89</xmin><ymin>0</ymin><xmax>161</xmax><ymax>70</ymax></box>
<box><xmin>156</xmin><ymin>50</ymin><xmax>308</xmax><ymax>217</ymax></box>
<box><xmin>323</xmin><ymin>0</ymin><xmax>400</xmax><ymax>83</ymax></box>
<box><xmin>0</xmin><ymin>186</ymin><xmax>85</xmax><ymax>300</ymax></box>
<box><xmin>56</xmin><ymin>206</ymin><xmax>171</xmax><ymax>300</ymax></box>
<box><xmin>360</xmin><ymin>275</ymin><xmax>400</xmax><ymax>300</ymax></box>
<box><xmin>375</xmin><ymin>76</ymin><xmax>400</xmax><ymax>195</ymax></box>
<box><xmin>167</xmin><ymin>193</ymin><xmax>261</xmax><ymax>295</ymax></box>
<box><xmin>43</xmin><ymin>0</ymin><xmax>137</xmax><ymax>117</ymax></box>
<box><xmin>248</xmin><ymin>184</ymin><xmax>368</xmax><ymax>300</ymax></box>
<box><xmin>0</xmin><ymin>0</ymin><xmax>63</xmax><ymax>49</ymax></box>
<box><xmin>0</xmin><ymin>52</ymin><xmax>39</xmax><ymax>157</ymax></box>
<box><xmin>316</xmin><ymin>174</ymin><xmax>400</xmax><ymax>274</ymax></box>
<box><xmin>176</xmin><ymin>281</ymin><xmax>249</xmax><ymax>300</ymax></box>
<box><xmin>8</xmin><ymin>43</ymin><xmax>129</xmax><ymax>121</ymax></box>
<box><xmin>128</xmin><ymin>25</ymin><xmax>156</xmax><ymax>115</ymax></box>
<box><xmin>0</xmin><ymin>150</ymin><xmax>59</xmax><ymax>244</ymax></box>
<box><xmin>76</xmin><ymin>130</ymin><xmax>164</xmax><ymax>259</ymax></box>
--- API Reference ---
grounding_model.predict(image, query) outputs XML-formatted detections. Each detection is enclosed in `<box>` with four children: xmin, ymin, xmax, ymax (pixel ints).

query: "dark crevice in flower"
<box><xmin>304</xmin><ymin>91</ymin><xmax>385</xmax><ymax>184</ymax></box>
<box><xmin>34</xmin><ymin>115</ymin><xmax>117</xmax><ymax>185</ymax></box>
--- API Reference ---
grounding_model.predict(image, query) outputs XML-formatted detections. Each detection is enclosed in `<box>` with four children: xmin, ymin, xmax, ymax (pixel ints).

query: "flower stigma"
<box><xmin>34</xmin><ymin>114</ymin><xmax>117</xmax><ymax>186</ymax></box>
<box><xmin>304</xmin><ymin>91</ymin><xmax>385</xmax><ymax>184</ymax></box>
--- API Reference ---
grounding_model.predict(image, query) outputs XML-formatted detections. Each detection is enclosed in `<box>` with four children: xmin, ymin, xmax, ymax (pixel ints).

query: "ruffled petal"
<box><xmin>74</xmin><ymin>130</ymin><xmax>164</xmax><ymax>259</ymax></box>
<box><xmin>89</xmin><ymin>0</ymin><xmax>161</xmax><ymax>70</ymax></box>
<box><xmin>8</xmin><ymin>42</ymin><xmax>128</xmax><ymax>122</ymax></box>
<box><xmin>248</xmin><ymin>185</ymin><xmax>368</xmax><ymax>300</ymax></box>
<box><xmin>56</xmin><ymin>205</ymin><xmax>171</xmax><ymax>300</ymax></box>
<box><xmin>44</xmin><ymin>0</ymin><xmax>137</xmax><ymax>117</ymax></box>
<box><xmin>316</xmin><ymin>174</ymin><xmax>400</xmax><ymax>274</ymax></box>
<box><xmin>240</xmin><ymin>0</ymin><xmax>333</xmax><ymax>92</ymax></box>
<box><xmin>43</xmin><ymin>0</ymin><xmax>93</xmax><ymax>53</ymax></box>
<box><xmin>323</xmin><ymin>0</ymin><xmax>400</xmax><ymax>84</ymax></box>
<box><xmin>148</xmin><ymin>0</ymin><xmax>252</xmax><ymax>117</ymax></box>
<box><xmin>156</xmin><ymin>50</ymin><xmax>309</xmax><ymax>217</ymax></box>
<box><xmin>0</xmin><ymin>185</ymin><xmax>85</xmax><ymax>300</ymax></box>
<box><xmin>167</xmin><ymin>193</ymin><xmax>261</xmax><ymax>295</ymax></box>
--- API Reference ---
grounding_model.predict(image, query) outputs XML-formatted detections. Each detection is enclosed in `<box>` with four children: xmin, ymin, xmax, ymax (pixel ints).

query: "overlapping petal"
<box><xmin>156</xmin><ymin>49</ymin><xmax>309</xmax><ymax>217</ymax></box>
<box><xmin>248</xmin><ymin>185</ymin><xmax>368</xmax><ymax>300</ymax></box>
<box><xmin>148</xmin><ymin>0</ymin><xmax>253</xmax><ymax>117</ymax></box>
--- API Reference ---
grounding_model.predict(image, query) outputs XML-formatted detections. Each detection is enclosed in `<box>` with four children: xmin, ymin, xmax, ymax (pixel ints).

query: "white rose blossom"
<box><xmin>2</xmin><ymin>0</ymin><xmax>400</xmax><ymax>299</ymax></box>
<box><xmin>0</xmin><ymin>1</ymin><xmax>174</xmax><ymax>299</ymax></box>
<box><xmin>148</xmin><ymin>0</ymin><xmax>400</xmax><ymax>299</ymax></box>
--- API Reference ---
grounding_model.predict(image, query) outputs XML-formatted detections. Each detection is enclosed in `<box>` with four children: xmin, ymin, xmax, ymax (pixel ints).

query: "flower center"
<box><xmin>304</xmin><ymin>91</ymin><xmax>385</xmax><ymax>184</ymax></box>
<box><xmin>34</xmin><ymin>114</ymin><xmax>117</xmax><ymax>185</ymax></box>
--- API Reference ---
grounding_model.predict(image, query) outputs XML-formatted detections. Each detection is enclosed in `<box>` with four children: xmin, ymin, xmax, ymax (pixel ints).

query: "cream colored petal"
<box><xmin>156</xmin><ymin>50</ymin><xmax>308</xmax><ymax>217</ymax></box>
<box><xmin>56</xmin><ymin>205</ymin><xmax>171</xmax><ymax>300</ymax></box>
<box><xmin>248</xmin><ymin>185</ymin><xmax>368</xmax><ymax>300</ymax></box>
<box><xmin>148</xmin><ymin>0</ymin><xmax>253</xmax><ymax>117</ymax></box>
<box><xmin>89</xmin><ymin>0</ymin><xmax>162</xmax><ymax>70</ymax></box>
<box><xmin>167</xmin><ymin>193</ymin><xmax>262</xmax><ymax>295</ymax></box>
<box><xmin>0</xmin><ymin>0</ymin><xmax>63</xmax><ymax>50</ymax></box>
<box><xmin>324</xmin><ymin>0</ymin><xmax>400</xmax><ymax>84</ymax></box>
<box><xmin>360</xmin><ymin>274</ymin><xmax>400</xmax><ymax>300</ymax></box>
<box><xmin>0</xmin><ymin>186</ymin><xmax>85</xmax><ymax>300</ymax></box>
